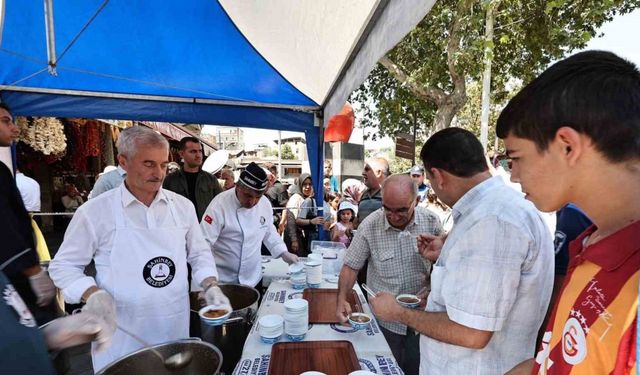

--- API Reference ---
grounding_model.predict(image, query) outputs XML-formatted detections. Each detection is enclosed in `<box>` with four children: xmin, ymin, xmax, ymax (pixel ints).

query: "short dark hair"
<box><xmin>0</xmin><ymin>102</ymin><xmax>12</xmax><ymax>114</ymax></box>
<box><xmin>496</xmin><ymin>50</ymin><xmax>640</xmax><ymax>162</ymax></box>
<box><xmin>420</xmin><ymin>128</ymin><xmax>488</xmax><ymax>178</ymax></box>
<box><xmin>179</xmin><ymin>136</ymin><xmax>200</xmax><ymax>151</ymax></box>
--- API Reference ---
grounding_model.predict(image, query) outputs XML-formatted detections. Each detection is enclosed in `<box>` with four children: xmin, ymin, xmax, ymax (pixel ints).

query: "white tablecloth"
<box><xmin>260</xmin><ymin>256</ymin><xmax>290</xmax><ymax>287</ymax></box>
<box><xmin>233</xmin><ymin>279</ymin><xmax>404</xmax><ymax>375</ymax></box>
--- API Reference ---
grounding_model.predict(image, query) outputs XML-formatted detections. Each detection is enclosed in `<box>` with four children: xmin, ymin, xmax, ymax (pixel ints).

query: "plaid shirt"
<box><xmin>344</xmin><ymin>207</ymin><xmax>443</xmax><ymax>334</ymax></box>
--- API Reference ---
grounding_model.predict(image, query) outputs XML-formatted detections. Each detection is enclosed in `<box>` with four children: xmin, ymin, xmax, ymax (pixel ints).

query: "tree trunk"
<box><xmin>433</xmin><ymin>103</ymin><xmax>458</xmax><ymax>132</ymax></box>
<box><xmin>480</xmin><ymin>1</ymin><xmax>499</xmax><ymax>150</ymax></box>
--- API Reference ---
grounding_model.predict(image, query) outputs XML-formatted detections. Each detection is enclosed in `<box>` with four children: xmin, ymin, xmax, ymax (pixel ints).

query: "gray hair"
<box><xmin>116</xmin><ymin>126</ymin><xmax>169</xmax><ymax>158</ymax></box>
<box><xmin>366</xmin><ymin>157</ymin><xmax>390</xmax><ymax>177</ymax></box>
<box><xmin>381</xmin><ymin>174</ymin><xmax>417</xmax><ymax>200</ymax></box>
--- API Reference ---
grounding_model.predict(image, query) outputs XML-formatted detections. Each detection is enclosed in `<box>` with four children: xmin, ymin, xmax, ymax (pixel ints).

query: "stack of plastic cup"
<box><xmin>258</xmin><ymin>314</ymin><xmax>284</xmax><ymax>344</ymax></box>
<box><xmin>289</xmin><ymin>262</ymin><xmax>307</xmax><ymax>289</ymax></box>
<box><xmin>305</xmin><ymin>260</ymin><xmax>322</xmax><ymax>288</ymax></box>
<box><xmin>283</xmin><ymin>298</ymin><xmax>309</xmax><ymax>341</ymax></box>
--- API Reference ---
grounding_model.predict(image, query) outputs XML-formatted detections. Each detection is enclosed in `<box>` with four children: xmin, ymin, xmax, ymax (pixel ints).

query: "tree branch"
<box><xmin>379</xmin><ymin>56</ymin><xmax>446</xmax><ymax>104</ymax></box>
<box><xmin>446</xmin><ymin>0</ymin><xmax>475</xmax><ymax>103</ymax></box>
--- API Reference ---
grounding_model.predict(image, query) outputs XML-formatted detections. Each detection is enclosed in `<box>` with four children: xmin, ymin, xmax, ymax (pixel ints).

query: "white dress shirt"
<box><xmin>88</xmin><ymin>166</ymin><xmax>126</xmax><ymax>199</ymax></box>
<box><xmin>16</xmin><ymin>172</ymin><xmax>40</xmax><ymax>212</ymax></box>
<box><xmin>49</xmin><ymin>184</ymin><xmax>218</xmax><ymax>303</ymax></box>
<box><xmin>421</xmin><ymin>176</ymin><xmax>554</xmax><ymax>374</ymax></box>
<box><xmin>200</xmin><ymin>188</ymin><xmax>288</xmax><ymax>287</ymax></box>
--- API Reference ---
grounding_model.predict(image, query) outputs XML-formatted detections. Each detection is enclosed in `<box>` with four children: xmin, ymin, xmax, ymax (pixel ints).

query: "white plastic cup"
<box><xmin>284</xmin><ymin>299</ymin><xmax>308</xmax><ymax>340</ymax></box>
<box><xmin>290</xmin><ymin>272</ymin><xmax>307</xmax><ymax>289</ymax></box>
<box><xmin>305</xmin><ymin>260</ymin><xmax>322</xmax><ymax>287</ymax></box>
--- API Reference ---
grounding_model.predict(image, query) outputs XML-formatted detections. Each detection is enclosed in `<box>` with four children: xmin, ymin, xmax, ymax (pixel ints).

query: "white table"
<box><xmin>232</xmin><ymin>279</ymin><xmax>404</xmax><ymax>375</ymax></box>
<box><xmin>260</xmin><ymin>256</ymin><xmax>290</xmax><ymax>287</ymax></box>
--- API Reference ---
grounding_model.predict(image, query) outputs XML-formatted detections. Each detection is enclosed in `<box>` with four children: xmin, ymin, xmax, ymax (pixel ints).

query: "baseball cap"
<box><xmin>410</xmin><ymin>165</ymin><xmax>424</xmax><ymax>176</ymax></box>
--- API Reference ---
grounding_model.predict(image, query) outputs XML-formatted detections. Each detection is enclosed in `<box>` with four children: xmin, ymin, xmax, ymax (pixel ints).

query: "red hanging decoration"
<box><xmin>324</xmin><ymin>103</ymin><xmax>355</xmax><ymax>143</ymax></box>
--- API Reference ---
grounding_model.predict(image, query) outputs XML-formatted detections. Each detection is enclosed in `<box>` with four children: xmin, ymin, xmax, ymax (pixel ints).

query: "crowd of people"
<box><xmin>0</xmin><ymin>50</ymin><xmax>638</xmax><ymax>375</ymax></box>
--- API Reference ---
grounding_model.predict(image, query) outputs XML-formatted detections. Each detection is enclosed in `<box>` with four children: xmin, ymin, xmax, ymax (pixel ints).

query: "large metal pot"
<box><xmin>190</xmin><ymin>284</ymin><xmax>260</xmax><ymax>374</ymax></box>
<box><xmin>96</xmin><ymin>339</ymin><xmax>222</xmax><ymax>375</ymax></box>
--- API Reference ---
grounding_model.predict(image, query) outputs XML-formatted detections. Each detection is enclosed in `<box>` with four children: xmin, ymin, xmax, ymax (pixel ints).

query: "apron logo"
<box><xmin>204</xmin><ymin>215</ymin><xmax>213</xmax><ymax>224</ymax></box>
<box><xmin>260</xmin><ymin>216</ymin><xmax>266</xmax><ymax>225</ymax></box>
<box><xmin>143</xmin><ymin>256</ymin><xmax>176</xmax><ymax>288</ymax></box>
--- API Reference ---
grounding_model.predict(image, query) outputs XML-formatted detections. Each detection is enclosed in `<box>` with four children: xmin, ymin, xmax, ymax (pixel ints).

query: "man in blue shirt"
<box><xmin>409</xmin><ymin>165</ymin><xmax>429</xmax><ymax>203</ymax></box>
<box><xmin>324</xmin><ymin>160</ymin><xmax>339</xmax><ymax>193</ymax></box>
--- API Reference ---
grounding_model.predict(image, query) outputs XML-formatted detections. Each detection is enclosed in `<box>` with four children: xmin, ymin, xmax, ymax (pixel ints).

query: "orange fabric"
<box><xmin>533</xmin><ymin>221</ymin><xmax>640</xmax><ymax>375</ymax></box>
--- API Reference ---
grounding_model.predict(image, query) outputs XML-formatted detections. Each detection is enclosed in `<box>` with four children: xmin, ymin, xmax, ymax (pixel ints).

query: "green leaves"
<box><xmin>351</xmin><ymin>0</ymin><xmax>637</xmax><ymax>146</ymax></box>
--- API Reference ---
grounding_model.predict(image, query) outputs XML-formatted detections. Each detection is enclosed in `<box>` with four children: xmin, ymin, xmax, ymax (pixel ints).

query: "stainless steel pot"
<box><xmin>190</xmin><ymin>284</ymin><xmax>260</xmax><ymax>374</ymax></box>
<box><xmin>96</xmin><ymin>339</ymin><xmax>222</xmax><ymax>375</ymax></box>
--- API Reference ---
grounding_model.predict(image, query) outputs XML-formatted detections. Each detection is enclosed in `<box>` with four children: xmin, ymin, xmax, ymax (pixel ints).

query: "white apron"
<box><xmin>92</xmin><ymin>196</ymin><xmax>189</xmax><ymax>372</ymax></box>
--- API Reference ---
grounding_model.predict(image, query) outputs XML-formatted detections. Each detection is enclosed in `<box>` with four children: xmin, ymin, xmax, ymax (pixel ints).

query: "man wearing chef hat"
<box><xmin>200</xmin><ymin>162</ymin><xmax>299</xmax><ymax>288</ymax></box>
<box><xmin>49</xmin><ymin>126</ymin><xmax>231</xmax><ymax>372</ymax></box>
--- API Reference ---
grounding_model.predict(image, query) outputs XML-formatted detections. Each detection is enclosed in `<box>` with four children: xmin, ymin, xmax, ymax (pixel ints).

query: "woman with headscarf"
<box><xmin>284</xmin><ymin>173</ymin><xmax>324</xmax><ymax>256</ymax></box>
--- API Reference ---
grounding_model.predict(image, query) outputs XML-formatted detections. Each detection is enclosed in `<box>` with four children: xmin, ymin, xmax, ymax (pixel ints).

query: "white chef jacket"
<box><xmin>49</xmin><ymin>184</ymin><xmax>218</xmax><ymax>303</ymax></box>
<box><xmin>16</xmin><ymin>172</ymin><xmax>41</xmax><ymax>212</ymax></box>
<box><xmin>200</xmin><ymin>187</ymin><xmax>288</xmax><ymax>287</ymax></box>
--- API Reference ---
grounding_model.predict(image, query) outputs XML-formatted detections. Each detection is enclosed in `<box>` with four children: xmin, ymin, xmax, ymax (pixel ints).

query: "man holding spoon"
<box><xmin>369</xmin><ymin>128</ymin><xmax>553</xmax><ymax>375</ymax></box>
<box><xmin>336</xmin><ymin>174</ymin><xmax>442</xmax><ymax>375</ymax></box>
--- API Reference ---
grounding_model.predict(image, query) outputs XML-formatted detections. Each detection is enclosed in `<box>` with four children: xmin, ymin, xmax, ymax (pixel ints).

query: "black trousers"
<box><xmin>380</xmin><ymin>326</ymin><xmax>421</xmax><ymax>375</ymax></box>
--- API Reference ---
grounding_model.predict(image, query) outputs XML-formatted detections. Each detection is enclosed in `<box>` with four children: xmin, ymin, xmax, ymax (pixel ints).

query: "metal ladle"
<box><xmin>117</xmin><ymin>325</ymin><xmax>193</xmax><ymax>371</ymax></box>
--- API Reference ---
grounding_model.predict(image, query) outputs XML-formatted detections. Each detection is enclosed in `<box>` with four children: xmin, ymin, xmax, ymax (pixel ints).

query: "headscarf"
<box><xmin>296</xmin><ymin>173</ymin><xmax>312</xmax><ymax>198</ymax></box>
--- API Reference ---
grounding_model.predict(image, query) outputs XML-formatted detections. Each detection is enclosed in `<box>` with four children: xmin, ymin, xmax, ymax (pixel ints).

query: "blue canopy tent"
<box><xmin>0</xmin><ymin>0</ymin><xmax>435</xmax><ymax>200</ymax></box>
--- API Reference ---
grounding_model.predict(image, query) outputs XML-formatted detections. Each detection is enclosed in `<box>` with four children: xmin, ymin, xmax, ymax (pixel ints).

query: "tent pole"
<box><xmin>277</xmin><ymin>130</ymin><xmax>282</xmax><ymax>178</ymax></box>
<box><xmin>43</xmin><ymin>0</ymin><xmax>57</xmax><ymax>75</ymax></box>
<box><xmin>314</xmin><ymin>112</ymin><xmax>327</xmax><ymax>239</ymax></box>
<box><xmin>0</xmin><ymin>0</ymin><xmax>5</xmax><ymax>47</ymax></box>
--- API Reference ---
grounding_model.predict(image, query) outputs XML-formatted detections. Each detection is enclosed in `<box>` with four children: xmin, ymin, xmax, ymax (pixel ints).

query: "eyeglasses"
<box><xmin>382</xmin><ymin>200</ymin><xmax>416</xmax><ymax>215</ymax></box>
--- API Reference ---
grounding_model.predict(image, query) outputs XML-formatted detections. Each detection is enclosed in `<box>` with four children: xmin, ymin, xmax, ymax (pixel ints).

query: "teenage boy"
<box><xmin>497</xmin><ymin>50</ymin><xmax>639</xmax><ymax>374</ymax></box>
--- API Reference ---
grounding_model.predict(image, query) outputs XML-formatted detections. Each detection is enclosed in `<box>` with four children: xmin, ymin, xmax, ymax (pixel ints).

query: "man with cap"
<box><xmin>409</xmin><ymin>165</ymin><xmax>429</xmax><ymax>203</ymax></box>
<box><xmin>200</xmin><ymin>162</ymin><xmax>300</xmax><ymax>288</ymax></box>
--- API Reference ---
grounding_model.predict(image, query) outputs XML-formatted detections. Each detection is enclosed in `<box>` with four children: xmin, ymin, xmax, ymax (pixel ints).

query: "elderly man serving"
<box><xmin>200</xmin><ymin>162</ymin><xmax>299</xmax><ymax>287</ymax></box>
<box><xmin>49</xmin><ymin>126</ymin><xmax>230</xmax><ymax>372</ymax></box>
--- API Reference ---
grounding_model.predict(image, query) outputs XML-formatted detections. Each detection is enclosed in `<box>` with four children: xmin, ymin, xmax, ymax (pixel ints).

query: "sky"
<box><xmin>205</xmin><ymin>8</ymin><xmax>640</xmax><ymax>150</ymax></box>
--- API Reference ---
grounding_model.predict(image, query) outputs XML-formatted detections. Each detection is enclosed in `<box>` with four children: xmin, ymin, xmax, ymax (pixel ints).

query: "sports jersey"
<box><xmin>534</xmin><ymin>221</ymin><xmax>639</xmax><ymax>374</ymax></box>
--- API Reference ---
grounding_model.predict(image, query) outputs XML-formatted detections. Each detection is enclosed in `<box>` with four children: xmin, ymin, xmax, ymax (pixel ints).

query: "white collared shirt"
<box><xmin>200</xmin><ymin>188</ymin><xmax>288</xmax><ymax>287</ymax></box>
<box><xmin>421</xmin><ymin>176</ymin><xmax>554</xmax><ymax>374</ymax></box>
<box><xmin>16</xmin><ymin>172</ymin><xmax>40</xmax><ymax>212</ymax></box>
<box><xmin>49</xmin><ymin>183</ymin><xmax>218</xmax><ymax>303</ymax></box>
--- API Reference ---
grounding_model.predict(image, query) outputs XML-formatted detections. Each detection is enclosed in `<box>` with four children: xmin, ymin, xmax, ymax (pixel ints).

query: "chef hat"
<box><xmin>239</xmin><ymin>162</ymin><xmax>268</xmax><ymax>191</ymax></box>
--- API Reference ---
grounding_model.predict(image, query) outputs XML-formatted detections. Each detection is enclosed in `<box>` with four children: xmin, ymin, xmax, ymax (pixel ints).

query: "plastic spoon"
<box><xmin>117</xmin><ymin>324</ymin><xmax>193</xmax><ymax>371</ymax></box>
<box><xmin>361</xmin><ymin>283</ymin><xmax>377</xmax><ymax>298</ymax></box>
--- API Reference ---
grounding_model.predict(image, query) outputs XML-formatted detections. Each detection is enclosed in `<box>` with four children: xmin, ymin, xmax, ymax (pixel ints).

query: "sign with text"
<box><xmin>395</xmin><ymin>132</ymin><xmax>415</xmax><ymax>161</ymax></box>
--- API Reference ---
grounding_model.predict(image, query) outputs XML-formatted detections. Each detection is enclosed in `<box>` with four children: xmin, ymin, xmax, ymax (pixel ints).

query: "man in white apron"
<box><xmin>49</xmin><ymin>126</ymin><xmax>230</xmax><ymax>372</ymax></box>
<box><xmin>200</xmin><ymin>162</ymin><xmax>299</xmax><ymax>287</ymax></box>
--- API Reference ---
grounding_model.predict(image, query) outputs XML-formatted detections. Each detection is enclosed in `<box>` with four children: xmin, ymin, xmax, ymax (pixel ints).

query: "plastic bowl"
<box><xmin>348</xmin><ymin>312</ymin><xmax>371</xmax><ymax>330</ymax></box>
<box><xmin>396</xmin><ymin>294</ymin><xmax>421</xmax><ymax>308</ymax></box>
<box><xmin>198</xmin><ymin>305</ymin><xmax>231</xmax><ymax>326</ymax></box>
<box><xmin>288</xmin><ymin>262</ymin><xmax>304</xmax><ymax>274</ymax></box>
<box><xmin>260</xmin><ymin>334</ymin><xmax>282</xmax><ymax>344</ymax></box>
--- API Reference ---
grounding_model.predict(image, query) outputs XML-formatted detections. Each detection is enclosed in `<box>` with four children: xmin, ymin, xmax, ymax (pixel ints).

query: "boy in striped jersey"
<box><xmin>497</xmin><ymin>50</ymin><xmax>638</xmax><ymax>375</ymax></box>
